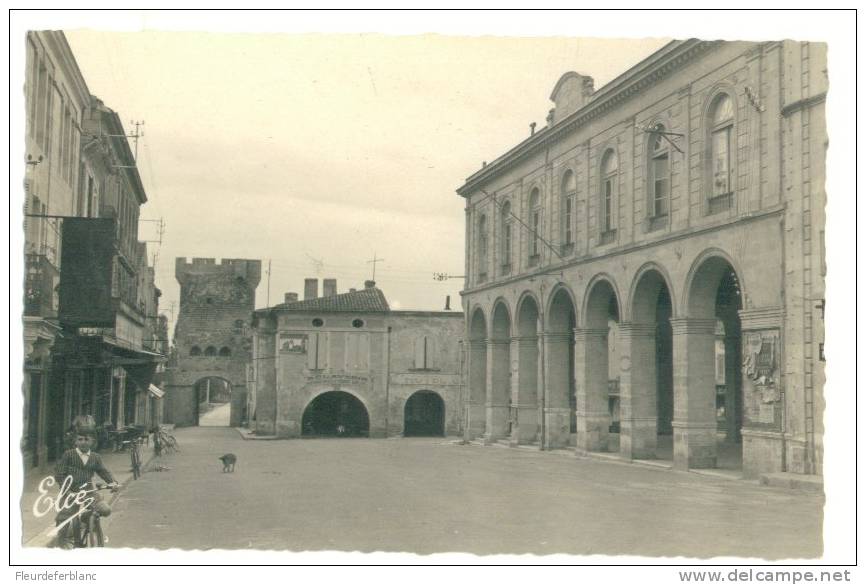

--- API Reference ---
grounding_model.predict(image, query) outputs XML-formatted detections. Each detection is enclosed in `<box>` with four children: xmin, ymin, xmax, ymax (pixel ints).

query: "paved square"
<box><xmin>103</xmin><ymin>427</ymin><xmax>822</xmax><ymax>558</ymax></box>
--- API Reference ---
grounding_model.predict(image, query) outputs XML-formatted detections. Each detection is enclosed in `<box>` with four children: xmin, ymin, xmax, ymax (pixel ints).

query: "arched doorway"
<box><xmin>403</xmin><ymin>390</ymin><xmax>445</xmax><ymax>436</ymax></box>
<box><xmin>467</xmin><ymin>308</ymin><xmax>488</xmax><ymax>439</ymax></box>
<box><xmin>516</xmin><ymin>295</ymin><xmax>540</xmax><ymax>445</ymax></box>
<box><xmin>488</xmin><ymin>301</ymin><xmax>512</xmax><ymax>442</ymax></box>
<box><xmin>302</xmin><ymin>391</ymin><xmax>370</xmax><ymax>437</ymax></box>
<box><xmin>680</xmin><ymin>255</ymin><xmax>743</xmax><ymax>470</ymax></box>
<box><xmin>628</xmin><ymin>268</ymin><xmax>674</xmax><ymax>461</ymax></box>
<box><xmin>195</xmin><ymin>377</ymin><xmax>232</xmax><ymax>427</ymax></box>
<box><xmin>545</xmin><ymin>287</ymin><xmax>576</xmax><ymax>449</ymax></box>
<box><xmin>578</xmin><ymin>279</ymin><xmax>619</xmax><ymax>453</ymax></box>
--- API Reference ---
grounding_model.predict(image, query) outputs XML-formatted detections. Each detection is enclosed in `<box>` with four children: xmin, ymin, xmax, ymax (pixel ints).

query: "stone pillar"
<box><xmin>573</xmin><ymin>328</ymin><xmax>610</xmax><ymax>453</ymax></box>
<box><xmin>465</xmin><ymin>340</ymin><xmax>487</xmax><ymax>440</ymax></box>
<box><xmin>542</xmin><ymin>331</ymin><xmax>575</xmax><ymax>449</ymax></box>
<box><xmin>514</xmin><ymin>335</ymin><xmax>539</xmax><ymax>445</ymax></box>
<box><xmin>485</xmin><ymin>339</ymin><xmax>511</xmax><ymax>443</ymax></box>
<box><xmin>618</xmin><ymin>322</ymin><xmax>658</xmax><ymax>459</ymax></box>
<box><xmin>724</xmin><ymin>333</ymin><xmax>740</xmax><ymax>443</ymax></box>
<box><xmin>670</xmin><ymin>318</ymin><xmax>718</xmax><ymax>470</ymax></box>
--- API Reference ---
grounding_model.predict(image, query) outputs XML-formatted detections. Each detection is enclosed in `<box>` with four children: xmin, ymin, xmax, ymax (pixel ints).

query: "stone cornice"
<box><xmin>457</xmin><ymin>40</ymin><xmax>715</xmax><ymax>197</ymax></box>
<box><xmin>461</xmin><ymin>203</ymin><xmax>785</xmax><ymax>298</ymax></box>
<box><xmin>780</xmin><ymin>91</ymin><xmax>827</xmax><ymax>118</ymax></box>
<box><xmin>739</xmin><ymin>306</ymin><xmax>783</xmax><ymax>330</ymax></box>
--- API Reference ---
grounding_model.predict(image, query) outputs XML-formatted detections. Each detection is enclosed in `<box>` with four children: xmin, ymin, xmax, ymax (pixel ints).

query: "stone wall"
<box><xmin>165</xmin><ymin>257</ymin><xmax>261</xmax><ymax>426</ymax></box>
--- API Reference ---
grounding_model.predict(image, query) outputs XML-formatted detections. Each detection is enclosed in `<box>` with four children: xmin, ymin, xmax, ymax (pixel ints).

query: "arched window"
<box><xmin>560</xmin><ymin>170</ymin><xmax>576</xmax><ymax>249</ymax></box>
<box><xmin>648</xmin><ymin>128</ymin><xmax>670</xmax><ymax>220</ymax></box>
<box><xmin>600</xmin><ymin>149</ymin><xmax>618</xmax><ymax>237</ymax></box>
<box><xmin>709</xmin><ymin>93</ymin><xmax>734</xmax><ymax>200</ymax></box>
<box><xmin>189</xmin><ymin>346</ymin><xmax>202</xmax><ymax>356</ymax></box>
<box><xmin>477</xmin><ymin>214</ymin><xmax>488</xmax><ymax>280</ymax></box>
<box><xmin>219</xmin><ymin>346</ymin><xmax>231</xmax><ymax>357</ymax></box>
<box><xmin>204</xmin><ymin>346</ymin><xmax>217</xmax><ymax>357</ymax></box>
<box><xmin>529</xmin><ymin>188</ymin><xmax>541</xmax><ymax>263</ymax></box>
<box><xmin>500</xmin><ymin>200</ymin><xmax>512</xmax><ymax>271</ymax></box>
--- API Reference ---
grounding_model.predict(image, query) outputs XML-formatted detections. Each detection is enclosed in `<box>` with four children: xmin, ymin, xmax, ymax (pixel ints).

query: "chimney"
<box><xmin>349</xmin><ymin>288</ymin><xmax>357</xmax><ymax>293</ymax></box>
<box><xmin>445</xmin><ymin>295</ymin><xmax>451</xmax><ymax>311</ymax></box>
<box><xmin>364</xmin><ymin>280</ymin><xmax>376</xmax><ymax>289</ymax></box>
<box><xmin>323</xmin><ymin>278</ymin><xmax>337</xmax><ymax>297</ymax></box>
<box><xmin>284</xmin><ymin>292</ymin><xmax>298</xmax><ymax>303</ymax></box>
<box><xmin>304</xmin><ymin>278</ymin><xmax>318</xmax><ymax>300</ymax></box>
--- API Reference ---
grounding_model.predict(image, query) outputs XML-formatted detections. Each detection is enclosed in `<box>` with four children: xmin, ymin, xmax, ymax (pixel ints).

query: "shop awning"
<box><xmin>148</xmin><ymin>384</ymin><xmax>165</xmax><ymax>399</ymax></box>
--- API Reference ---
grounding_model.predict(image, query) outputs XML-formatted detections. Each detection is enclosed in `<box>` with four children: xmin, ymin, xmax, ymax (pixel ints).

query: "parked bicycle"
<box><xmin>122</xmin><ymin>436</ymin><xmax>144</xmax><ymax>479</ymax></box>
<box><xmin>153</xmin><ymin>425</ymin><xmax>179</xmax><ymax>455</ymax></box>
<box><xmin>51</xmin><ymin>483</ymin><xmax>116</xmax><ymax>548</ymax></box>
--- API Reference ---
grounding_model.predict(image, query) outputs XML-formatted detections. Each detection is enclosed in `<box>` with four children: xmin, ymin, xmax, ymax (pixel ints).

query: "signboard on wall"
<box><xmin>58</xmin><ymin>218</ymin><xmax>116</xmax><ymax>327</ymax></box>
<box><xmin>279</xmin><ymin>333</ymin><xmax>307</xmax><ymax>353</ymax></box>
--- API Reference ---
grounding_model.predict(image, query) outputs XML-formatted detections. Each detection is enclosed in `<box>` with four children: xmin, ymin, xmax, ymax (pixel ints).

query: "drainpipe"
<box><xmin>385</xmin><ymin>325</ymin><xmax>392</xmax><ymax>436</ymax></box>
<box><xmin>539</xmin><ymin>281</ymin><xmax>546</xmax><ymax>450</ymax></box>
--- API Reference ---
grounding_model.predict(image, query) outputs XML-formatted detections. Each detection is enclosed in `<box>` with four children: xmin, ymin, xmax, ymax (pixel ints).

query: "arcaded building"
<box><xmin>458</xmin><ymin>40</ymin><xmax>826</xmax><ymax>479</ymax></box>
<box><xmin>249</xmin><ymin>279</ymin><xmax>464</xmax><ymax>438</ymax></box>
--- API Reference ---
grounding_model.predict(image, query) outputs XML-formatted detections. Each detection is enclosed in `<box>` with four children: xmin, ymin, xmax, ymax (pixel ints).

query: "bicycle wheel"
<box><xmin>86</xmin><ymin>515</ymin><xmax>104</xmax><ymax>547</ymax></box>
<box><xmin>131</xmin><ymin>446</ymin><xmax>141</xmax><ymax>479</ymax></box>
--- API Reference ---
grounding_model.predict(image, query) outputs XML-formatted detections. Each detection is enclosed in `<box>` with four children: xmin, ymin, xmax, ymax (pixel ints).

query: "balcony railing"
<box><xmin>24</xmin><ymin>253</ymin><xmax>59</xmax><ymax>318</ymax></box>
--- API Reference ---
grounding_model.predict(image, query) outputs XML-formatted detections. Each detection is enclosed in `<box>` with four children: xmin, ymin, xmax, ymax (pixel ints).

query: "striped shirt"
<box><xmin>54</xmin><ymin>448</ymin><xmax>116</xmax><ymax>491</ymax></box>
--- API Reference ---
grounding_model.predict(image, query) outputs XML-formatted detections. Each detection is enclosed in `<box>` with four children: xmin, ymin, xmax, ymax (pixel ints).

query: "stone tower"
<box><xmin>165</xmin><ymin>258</ymin><xmax>261</xmax><ymax>427</ymax></box>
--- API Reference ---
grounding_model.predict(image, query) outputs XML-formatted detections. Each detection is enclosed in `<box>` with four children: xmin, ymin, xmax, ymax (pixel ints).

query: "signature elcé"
<box><xmin>32</xmin><ymin>476</ymin><xmax>113</xmax><ymax>537</ymax></box>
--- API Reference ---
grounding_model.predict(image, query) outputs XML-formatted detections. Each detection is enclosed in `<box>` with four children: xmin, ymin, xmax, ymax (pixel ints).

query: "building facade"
<box><xmin>164</xmin><ymin>257</ymin><xmax>261</xmax><ymax>427</ymax></box>
<box><xmin>23</xmin><ymin>31</ymin><xmax>91</xmax><ymax>469</ymax></box>
<box><xmin>249</xmin><ymin>279</ymin><xmax>464</xmax><ymax>438</ymax></box>
<box><xmin>457</xmin><ymin>40</ymin><xmax>826</xmax><ymax>479</ymax></box>
<box><xmin>22</xmin><ymin>32</ymin><xmax>166</xmax><ymax>469</ymax></box>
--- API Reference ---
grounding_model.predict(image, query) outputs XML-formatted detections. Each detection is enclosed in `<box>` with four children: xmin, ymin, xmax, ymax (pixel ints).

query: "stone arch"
<box><xmin>627</xmin><ymin>262</ymin><xmax>678</xmax><ymax>323</ymax></box>
<box><xmin>620</xmin><ymin>264</ymin><xmax>677</xmax><ymax>459</ymax></box>
<box><xmin>194</xmin><ymin>376</ymin><xmax>233</xmax><ymax>427</ymax></box>
<box><xmin>544</xmin><ymin>282</ymin><xmax>578</xmax><ymax>331</ymax></box>
<box><xmin>486</xmin><ymin>299</ymin><xmax>513</xmax><ymax>441</ymax></box>
<box><xmin>301</xmin><ymin>387</ymin><xmax>371</xmax><ymax>437</ymax></box>
<box><xmin>490</xmin><ymin>298</ymin><xmax>513</xmax><ymax>340</ymax></box>
<box><xmin>515</xmin><ymin>291</ymin><xmax>541</xmax><ymax>445</ymax></box>
<box><xmin>466</xmin><ymin>306</ymin><xmax>488</xmax><ymax>439</ymax></box>
<box><xmin>544</xmin><ymin>284</ymin><xmax>578</xmax><ymax>448</ymax></box>
<box><xmin>580</xmin><ymin>273</ymin><xmax>622</xmax><ymax>329</ymax></box>
<box><xmin>677</xmin><ymin>248</ymin><xmax>745</xmax><ymax>470</ymax></box>
<box><xmin>682</xmin><ymin>248</ymin><xmax>746</xmax><ymax>319</ymax></box>
<box><xmin>403</xmin><ymin>389</ymin><xmax>445</xmax><ymax>437</ymax></box>
<box><xmin>575</xmin><ymin>274</ymin><xmax>622</xmax><ymax>453</ymax></box>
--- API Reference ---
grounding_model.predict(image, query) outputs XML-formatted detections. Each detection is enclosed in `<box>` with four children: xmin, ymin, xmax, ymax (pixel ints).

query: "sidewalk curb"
<box><xmin>234</xmin><ymin>427</ymin><xmax>280</xmax><ymax>440</ymax></box>
<box><xmin>24</xmin><ymin>453</ymin><xmax>157</xmax><ymax>548</ymax></box>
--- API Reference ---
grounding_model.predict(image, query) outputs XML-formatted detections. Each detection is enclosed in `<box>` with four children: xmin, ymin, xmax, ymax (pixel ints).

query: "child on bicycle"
<box><xmin>53</xmin><ymin>423</ymin><xmax>118</xmax><ymax>549</ymax></box>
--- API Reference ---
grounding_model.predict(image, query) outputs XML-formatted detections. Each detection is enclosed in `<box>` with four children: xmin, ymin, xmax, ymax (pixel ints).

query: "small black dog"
<box><xmin>219</xmin><ymin>453</ymin><xmax>237</xmax><ymax>473</ymax></box>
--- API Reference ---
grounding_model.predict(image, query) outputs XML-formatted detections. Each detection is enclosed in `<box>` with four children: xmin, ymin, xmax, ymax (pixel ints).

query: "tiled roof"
<box><xmin>272</xmin><ymin>287</ymin><xmax>390</xmax><ymax>313</ymax></box>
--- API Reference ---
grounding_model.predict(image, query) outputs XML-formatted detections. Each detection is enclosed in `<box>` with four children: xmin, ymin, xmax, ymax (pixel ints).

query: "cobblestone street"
<box><xmin>100</xmin><ymin>427</ymin><xmax>823</xmax><ymax>558</ymax></box>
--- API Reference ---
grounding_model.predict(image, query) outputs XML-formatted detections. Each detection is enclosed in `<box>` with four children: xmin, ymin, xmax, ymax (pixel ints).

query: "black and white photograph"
<box><xmin>9</xmin><ymin>8</ymin><xmax>857</xmax><ymax>576</ymax></box>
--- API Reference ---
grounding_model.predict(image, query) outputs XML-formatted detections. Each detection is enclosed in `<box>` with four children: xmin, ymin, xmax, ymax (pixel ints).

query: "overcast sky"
<box><xmin>57</xmin><ymin>29</ymin><xmax>668</xmax><ymax>328</ymax></box>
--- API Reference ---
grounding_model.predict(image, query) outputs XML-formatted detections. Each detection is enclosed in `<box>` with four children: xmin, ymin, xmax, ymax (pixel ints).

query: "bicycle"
<box><xmin>155</xmin><ymin>427</ymin><xmax>179</xmax><ymax>454</ymax></box>
<box><xmin>51</xmin><ymin>483</ymin><xmax>116</xmax><ymax>548</ymax></box>
<box><xmin>122</xmin><ymin>436</ymin><xmax>144</xmax><ymax>479</ymax></box>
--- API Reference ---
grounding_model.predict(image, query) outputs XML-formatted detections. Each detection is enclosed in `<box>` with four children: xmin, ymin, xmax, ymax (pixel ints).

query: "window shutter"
<box><xmin>426</xmin><ymin>336</ymin><xmax>436</xmax><ymax>370</ymax></box>
<box><xmin>307</xmin><ymin>333</ymin><xmax>318</xmax><ymax>369</ymax></box>
<box><xmin>319</xmin><ymin>333</ymin><xmax>328</xmax><ymax>369</ymax></box>
<box><xmin>414</xmin><ymin>337</ymin><xmax>426</xmax><ymax>369</ymax></box>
